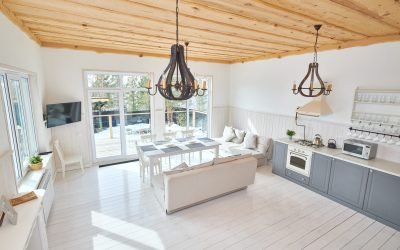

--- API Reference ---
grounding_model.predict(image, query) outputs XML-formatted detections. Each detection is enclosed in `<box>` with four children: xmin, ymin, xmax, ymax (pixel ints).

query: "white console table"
<box><xmin>0</xmin><ymin>189</ymin><xmax>49</xmax><ymax>250</ymax></box>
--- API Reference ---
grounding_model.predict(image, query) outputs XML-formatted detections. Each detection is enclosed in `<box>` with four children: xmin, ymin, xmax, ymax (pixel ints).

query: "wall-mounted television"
<box><xmin>46</xmin><ymin>102</ymin><xmax>81</xmax><ymax>128</ymax></box>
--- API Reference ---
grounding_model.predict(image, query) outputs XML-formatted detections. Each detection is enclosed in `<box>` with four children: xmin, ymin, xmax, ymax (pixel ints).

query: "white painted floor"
<box><xmin>47</xmin><ymin>162</ymin><xmax>400</xmax><ymax>250</ymax></box>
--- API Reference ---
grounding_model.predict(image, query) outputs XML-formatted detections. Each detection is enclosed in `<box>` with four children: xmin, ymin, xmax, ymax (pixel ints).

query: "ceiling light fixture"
<box><xmin>292</xmin><ymin>25</ymin><xmax>332</xmax><ymax>97</ymax></box>
<box><xmin>145</xmin><ymin>0</ymin><xmax>206</xmax><ymax>100</ymax></box>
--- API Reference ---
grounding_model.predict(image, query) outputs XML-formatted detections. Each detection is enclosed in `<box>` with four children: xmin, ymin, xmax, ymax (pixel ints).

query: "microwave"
<box><xmin>342</xmin><ymin>139</ymin><xmax>378</xmax><ymax>160</ymax></box>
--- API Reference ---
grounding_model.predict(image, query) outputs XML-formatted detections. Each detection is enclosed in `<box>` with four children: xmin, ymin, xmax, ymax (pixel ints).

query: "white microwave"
<box><xmin>342</xmin><ymin>139</ymin><xmax>378</xmax><ymax>160</ymax></box>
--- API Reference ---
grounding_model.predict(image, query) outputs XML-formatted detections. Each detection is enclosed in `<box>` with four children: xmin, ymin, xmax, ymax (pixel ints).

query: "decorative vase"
<box><xmin>288</xmin><ymin>136</ymin><xmax>293</xmax><ymax>141</ymax></box>
<box><xmin>30</xmin><ymin>162</ymin><xmax>43</xmax><ymax>170</ymax></box>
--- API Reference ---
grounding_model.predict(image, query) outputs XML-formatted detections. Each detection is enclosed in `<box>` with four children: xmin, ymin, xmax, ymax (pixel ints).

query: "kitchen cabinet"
<box><xmin>272</xmin><ymin>141</ymin><xmax>287</xmax><ymax>176</ymax></box>
<box><xmin>364</xmin><ymin>170</ymin><xmax>400</xmax><ymax>227</ymax></box>
<box><xmin>328</xmin><ymin>159</ymin><xmax>369</xmax><ymax>209</ymax></box>
<box><xmin>309</xmin><ymin>153</ymin><xmax>332</xmax><ymax>193</ymax></box>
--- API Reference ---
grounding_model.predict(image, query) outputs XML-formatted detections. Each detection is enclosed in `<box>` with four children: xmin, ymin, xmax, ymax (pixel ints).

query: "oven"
<box><xmin>286</xmin><ymin>145</ymin><xmax>313</xmax><ymax>177</ymax></box>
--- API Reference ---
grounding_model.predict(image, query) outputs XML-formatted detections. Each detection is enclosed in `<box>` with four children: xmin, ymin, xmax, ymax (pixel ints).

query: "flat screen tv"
<box><xmin>46</xmin><ymin>102</ymin><xmax>81</xmax><ymax>128</ymax></box>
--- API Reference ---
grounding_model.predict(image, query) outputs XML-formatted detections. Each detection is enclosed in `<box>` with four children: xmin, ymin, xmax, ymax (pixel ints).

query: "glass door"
<box><xmin>86</xmin><ymin>72</ymin><xmax>153</xmax><ymax>162</ymax></box>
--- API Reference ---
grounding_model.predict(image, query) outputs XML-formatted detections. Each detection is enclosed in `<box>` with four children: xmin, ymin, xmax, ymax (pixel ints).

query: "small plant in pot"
<box><xmin>286</xmin><ymin>130</ymin><xmax>296</xmax><ymax>140</ymax></box>
<box><xmin>29</xmin><ymin>155</ymin><xmax>43</xmax><ymax>170</ymax></box>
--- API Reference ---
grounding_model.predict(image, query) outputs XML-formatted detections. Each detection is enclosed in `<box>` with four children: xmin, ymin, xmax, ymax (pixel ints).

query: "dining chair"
<box><xmin>53</xmin><ymin>139</ymin><xmax>84</xmax><ymax>178</ymax></box>
<box><xmin>163</xmin><ymin>131</ymin><xmax>177</xmax><ymax>141</ymax></box>
<box><xmin>181</xmin><ymin>129</ymin><xmax>195</xmax><ymax>138</ymax></box>
<box><xmin>134</xmin><ymin>141</ymin><xmax>162</xmax><ymax>181</ymax></box>
<box><xmin>140</xmin><ymin>134</ymin><xmax>157</xmax><ymax>143</ymax></box>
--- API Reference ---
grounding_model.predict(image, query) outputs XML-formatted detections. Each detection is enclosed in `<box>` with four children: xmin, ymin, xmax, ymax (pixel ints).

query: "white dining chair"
<box><xmin>181</xmin><ymin>129</ymin><xmax>195</xmax><ymax>138</ymax></box>
<box><xmin>53</xmin><ymin>139</ymin><xmax>84</xmax><ymax>178</ymax></box>
<box><xmin>163</xmin><ymin>131</ymin><xmax>177</xmax><ymax>141</ymax></box>
<box><xmin>134</xmin><ymin>141</ymin><xmax>162</xmax><ymax>181</ymax></box>
<box><xmin>140</xmin><ymin>134</ymin><xmax>157</xmax><ymax>143</ymax></box>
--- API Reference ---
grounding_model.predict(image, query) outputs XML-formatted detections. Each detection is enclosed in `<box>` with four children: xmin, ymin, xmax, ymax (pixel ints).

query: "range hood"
<box><xmin>296</xmin><ymin>96</ymin><xmax>332</xmax><ymax>117</ymax></box>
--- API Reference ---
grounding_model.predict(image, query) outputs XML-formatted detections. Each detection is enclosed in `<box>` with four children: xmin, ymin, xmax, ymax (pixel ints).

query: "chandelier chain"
<box><xmin>313</xmin><ymin>28</ymin><xmax>319</xmax><ymax>63</ymax></box>
<box><xmin>176</xmin><ymin>0</ymin><xmax>179</xmax><ymax>46</ymax></box>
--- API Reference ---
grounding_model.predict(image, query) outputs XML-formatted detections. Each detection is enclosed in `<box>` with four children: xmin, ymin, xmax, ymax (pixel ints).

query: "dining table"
<box><xmin>138</xmin><ymin>137</ymin><xmax>220</xmax><ymax>185</ymax></box>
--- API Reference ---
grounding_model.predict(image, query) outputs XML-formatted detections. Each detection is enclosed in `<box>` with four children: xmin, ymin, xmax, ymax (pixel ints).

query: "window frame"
<box><xmin>164</xmin><ymin>75</ymin><xmax>213</xmax><ymax>137</ymax></box>
<box><xmin>0</xmin><ymin>71</ymin><xmax>39</xmax><ymax>181</ymax></box>
<box><xmin>84</xmin><ymin>70</ymin><xmax>155</xmax><ymax>163</ymax></box>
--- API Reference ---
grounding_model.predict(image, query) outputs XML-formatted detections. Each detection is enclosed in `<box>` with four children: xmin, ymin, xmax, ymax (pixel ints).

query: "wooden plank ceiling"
<box><xmin>1</xmin><ymin>0</ymin><xmax>400</xmax><ymax>64</ymax></box>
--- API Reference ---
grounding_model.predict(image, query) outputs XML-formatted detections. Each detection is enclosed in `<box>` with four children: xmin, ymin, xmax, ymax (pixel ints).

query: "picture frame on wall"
<box><xmin>0</xmin><ymin>195</ymin><xmax>18</xmax><ymax>225</ymax></box>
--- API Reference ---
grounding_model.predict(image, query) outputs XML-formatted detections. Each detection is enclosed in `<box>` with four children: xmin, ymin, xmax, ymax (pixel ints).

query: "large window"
<box><xmin>0</xmin><ymin>72</ymin><xmax>38</xmax><ymax>180</ymax></box>
<box><xmin>165</xmin><ymin>76</ymin><xmax>211</xmax><ymax>137</ymax></box>
<box><xmin>86</xmin><ymin>72</ymin><xmax>152</xmax><ymax>160</ymax></box>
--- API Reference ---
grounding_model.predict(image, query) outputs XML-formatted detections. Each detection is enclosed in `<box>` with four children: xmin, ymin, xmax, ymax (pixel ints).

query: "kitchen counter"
<box><xmin>275</xmin><ymin>138</ymin><xmax>400</xmax><ymax>178</ymax></box>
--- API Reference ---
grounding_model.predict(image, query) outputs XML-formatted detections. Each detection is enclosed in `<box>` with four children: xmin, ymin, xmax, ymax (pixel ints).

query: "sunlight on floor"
<box><xmin>91</xmin><ymin>211</ymin><xmax>165</xmax><ymax>249</ymax></box>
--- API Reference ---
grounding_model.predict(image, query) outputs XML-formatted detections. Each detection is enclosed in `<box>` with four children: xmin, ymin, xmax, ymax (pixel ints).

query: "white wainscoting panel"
<box><xmin>211</xmin><ymin>106</ymin><xmax>229</xmax><ymax>138</ymax></box>
<box><xmin>229</xmin><ymin>107</ymin><xmax>400</xmax><ymax>163</ymax></box>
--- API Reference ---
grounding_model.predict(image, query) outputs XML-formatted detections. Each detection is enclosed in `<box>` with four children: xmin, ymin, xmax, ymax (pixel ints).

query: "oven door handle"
<box><xmin>289</xmin><ymin>152</ymin><xmax>308</xmax><ymax>160</ymax></box>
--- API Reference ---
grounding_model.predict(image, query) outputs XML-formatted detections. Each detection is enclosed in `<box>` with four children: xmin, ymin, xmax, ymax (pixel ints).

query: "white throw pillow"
<box><xmin>222</xmin><ymin>126</ymin><xmax>236</xmax><ymax>142</ymax></box>
<box><xmin>190</xmin><ymin>160</ymin><xmax>213</xmax><ymax>170</ymax></box>
<box><xmin>244</xmin><ymin>133</ymin><xmax>257</xmax><ymax>149</ymax></box>
<box><xmin>231</xmin><ymin>129</ymin><xmax>246</xmax><ymax>144</ymax></box>
<box><xmin>163</xmin><ymin>162</ymin><xmax>188</xmax><ymax>175</ymax></box>
<box><xmin>213</xmin><ymin>154</ymin><xmax>252</xmax><ymax>165</ymax></box>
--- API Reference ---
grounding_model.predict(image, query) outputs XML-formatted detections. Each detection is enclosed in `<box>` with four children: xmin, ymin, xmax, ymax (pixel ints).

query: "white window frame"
<box><xmin>0</xmin><ymin>70</ymin><xmax>38</xmax><ymax>181</ymax></box>
<box><xmin>84</xmin><ymin>70</ymin><xmax>155</xmax><ymax>163</ymax></box>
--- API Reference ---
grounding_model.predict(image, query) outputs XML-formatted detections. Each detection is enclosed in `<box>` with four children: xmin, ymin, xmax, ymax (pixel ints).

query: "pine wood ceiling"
<box><xmin>1</xmin><ymin>0</ymin><xmax>400</xmax><ymax>64</ymax></box>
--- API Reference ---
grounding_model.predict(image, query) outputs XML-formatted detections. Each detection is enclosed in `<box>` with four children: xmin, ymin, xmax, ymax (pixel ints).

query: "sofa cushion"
<box><xmin>231</xmin><ymin>129</ymin><xmax>246</xmax><ymax>144</ymax></box>
<box><xmin>244</xmin><ymin>133</ymin><xmax>257</xmax><ymax>149</ymax></box>
<box><xmin>222</xmin><ymin>126</ymin><xmax>236</xmax><ymax>142</ymax></box>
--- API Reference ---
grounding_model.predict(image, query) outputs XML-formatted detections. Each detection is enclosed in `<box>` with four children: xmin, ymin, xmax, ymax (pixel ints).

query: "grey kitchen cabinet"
<box><xmin>328</xmin><ymin>159</ymin><xmax>369</xmax><ymax>209</ymax></box>
<box><xmin>309</xmin><ymin>153</ymin><xmax>332</xmax><ymax>193</ymax></box>
<box><xmin>272</xmin><ymin>141</ymin><xmax>287</xmax><ymax>176</ymax></box>
<box><xmin>364</xmin><ymin>170</ymin><xmax>400</xmax><ymax>227</ymax></box>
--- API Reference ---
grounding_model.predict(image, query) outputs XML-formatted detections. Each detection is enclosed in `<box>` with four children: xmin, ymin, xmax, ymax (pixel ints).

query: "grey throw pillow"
<box><xmin>231</xmin><ymin>129</ymin><xmax>246</xmax><ymax>144</ymax></box>
<box><xmin>244</xmin><ymin>133</ymin><xmax>257</xmax><ymax>149</ymax></box>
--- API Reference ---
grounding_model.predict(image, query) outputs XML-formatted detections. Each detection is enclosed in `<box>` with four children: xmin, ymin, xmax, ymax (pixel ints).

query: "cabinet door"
<box><xmin>328</xmin><ymin>159</ymin><xmax>369</xmax><ymax>208</ymax></box>
<box><xmin>309</xmin><ymin>153</ymin><xmax>332</xmax><ymax>193</ymax></box>
<box><xmin>364</xmin><ymin>170</ymin><xmax>400</xmax><ymax>226</ymax></box>
<box><xmin>272</xmin><ymin>141</ymin><xmax>287</xmax><ymax>176</ymax></box>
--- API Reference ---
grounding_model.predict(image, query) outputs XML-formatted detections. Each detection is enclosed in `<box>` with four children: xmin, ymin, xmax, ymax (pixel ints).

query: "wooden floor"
<box><xmin>46</xmin><ymin>163</ymin><xmax>400</xmax><ymax>250</ymax></box>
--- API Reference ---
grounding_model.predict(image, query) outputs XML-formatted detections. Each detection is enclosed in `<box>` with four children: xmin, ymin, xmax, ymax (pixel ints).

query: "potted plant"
<box><xmin>29</xmin><ymin>155</ymin><xmax>43</xmax><ymax>170</ymax></box>
<box><xmin>286</xmin><ymin>130</ymin><xmax>296</xmax><ymax>140</ymax></box>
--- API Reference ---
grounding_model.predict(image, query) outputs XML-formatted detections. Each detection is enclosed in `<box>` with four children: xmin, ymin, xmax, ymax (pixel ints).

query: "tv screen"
<box><xmin>46</xmin><ymin>102</ymin><xmax>81</xmax><ymax>128</ymax></box>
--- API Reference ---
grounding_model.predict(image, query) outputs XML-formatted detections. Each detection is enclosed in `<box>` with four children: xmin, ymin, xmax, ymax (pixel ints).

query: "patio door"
<box><xmin>86</xmin><ymin>72</ymin><xmax>153</xmax><ymax>162</ymax></box>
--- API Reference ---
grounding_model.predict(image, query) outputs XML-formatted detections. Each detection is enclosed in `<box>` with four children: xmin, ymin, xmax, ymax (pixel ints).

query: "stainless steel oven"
<box><xmin>286</xmin><ymin>145</ymin><xmax>313</xmax><ymax>177</ymax></box>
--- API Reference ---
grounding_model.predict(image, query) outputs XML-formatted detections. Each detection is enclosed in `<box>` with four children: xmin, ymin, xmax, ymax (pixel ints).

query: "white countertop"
<box><xmin>18</xmin><ymin>154</ymin><xmax>53</xmax><ymax>193</ymax></box>
<box><xmin>275</xmin><ymin>138</ymin><xmax>400</xmax><ymax>178</ymax></box>
<box><xmin>0</xmin><ymin>189</ymin><xmax>45</xmax><ymax>250</ymax></box>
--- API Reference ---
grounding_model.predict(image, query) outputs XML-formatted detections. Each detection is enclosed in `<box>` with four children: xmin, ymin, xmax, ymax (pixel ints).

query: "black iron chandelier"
<box><xmin>292</xmin><ymin>25</ymin><xmax>332</xmax><ymax>97</ymax></box>
<box><xmin>146</xmin><ymin>0</ymin><xmax>207</xmax><ymax>100</ymax></box>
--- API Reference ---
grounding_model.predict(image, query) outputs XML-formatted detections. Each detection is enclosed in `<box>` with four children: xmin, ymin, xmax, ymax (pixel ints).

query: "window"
<box><xmin>86</xmin><ymin>71</ymin><xmax>153</xmax><ymax>160</ymax></box>
<box><xmin>165</xmin><ymin>76</ymin><xmax>211</xmax><ymax>137</ymax></box>
<box><xmin>0</xmin><ymin>72</ymin><xmax>38</xmax><ymax>180</ymax></box>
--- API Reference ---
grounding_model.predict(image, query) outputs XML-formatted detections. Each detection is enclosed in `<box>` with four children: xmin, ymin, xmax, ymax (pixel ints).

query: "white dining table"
<box><xmin>139</xmin><ymin>138</ymin><xmax>220</xmax><ymax>185</ymax></box>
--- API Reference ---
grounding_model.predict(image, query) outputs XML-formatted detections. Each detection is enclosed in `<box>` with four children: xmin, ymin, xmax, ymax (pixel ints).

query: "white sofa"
<box><xmin>153</xmin><ymin>156</ymin><xmax>257</xmax><ymax>214</ymax></box>
<box><xmin>213</xmin><ymin>134</ymin><xmax>273</xmax><ymax>167</ymax></box>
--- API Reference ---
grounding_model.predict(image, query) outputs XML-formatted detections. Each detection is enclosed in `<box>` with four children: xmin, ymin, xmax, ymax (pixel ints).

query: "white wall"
<box><xmin>230</xmin><ymin>42</ymin><xmax>400</xmax><ymax>122</ymax></box>
<box><xmin>41</xmin><ymin>48</ymin><xmax>230</xmax><ymax>167</ymax></box>
<box><xmin>0</xmin><ymin>12</ymin><xmax>49</xmax><ymax>196</ymax></box>
<box><xmin>229</xmin><ymin>42</ymin><xmax>400</xmax><ymax>163</ymax></box>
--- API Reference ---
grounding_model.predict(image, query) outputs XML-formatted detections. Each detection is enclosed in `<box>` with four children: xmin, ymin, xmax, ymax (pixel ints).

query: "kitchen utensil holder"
<box><xmin>348</xmin><ymin>127</ymin><xmax>400</xmax><ymax>139</ymax></box>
